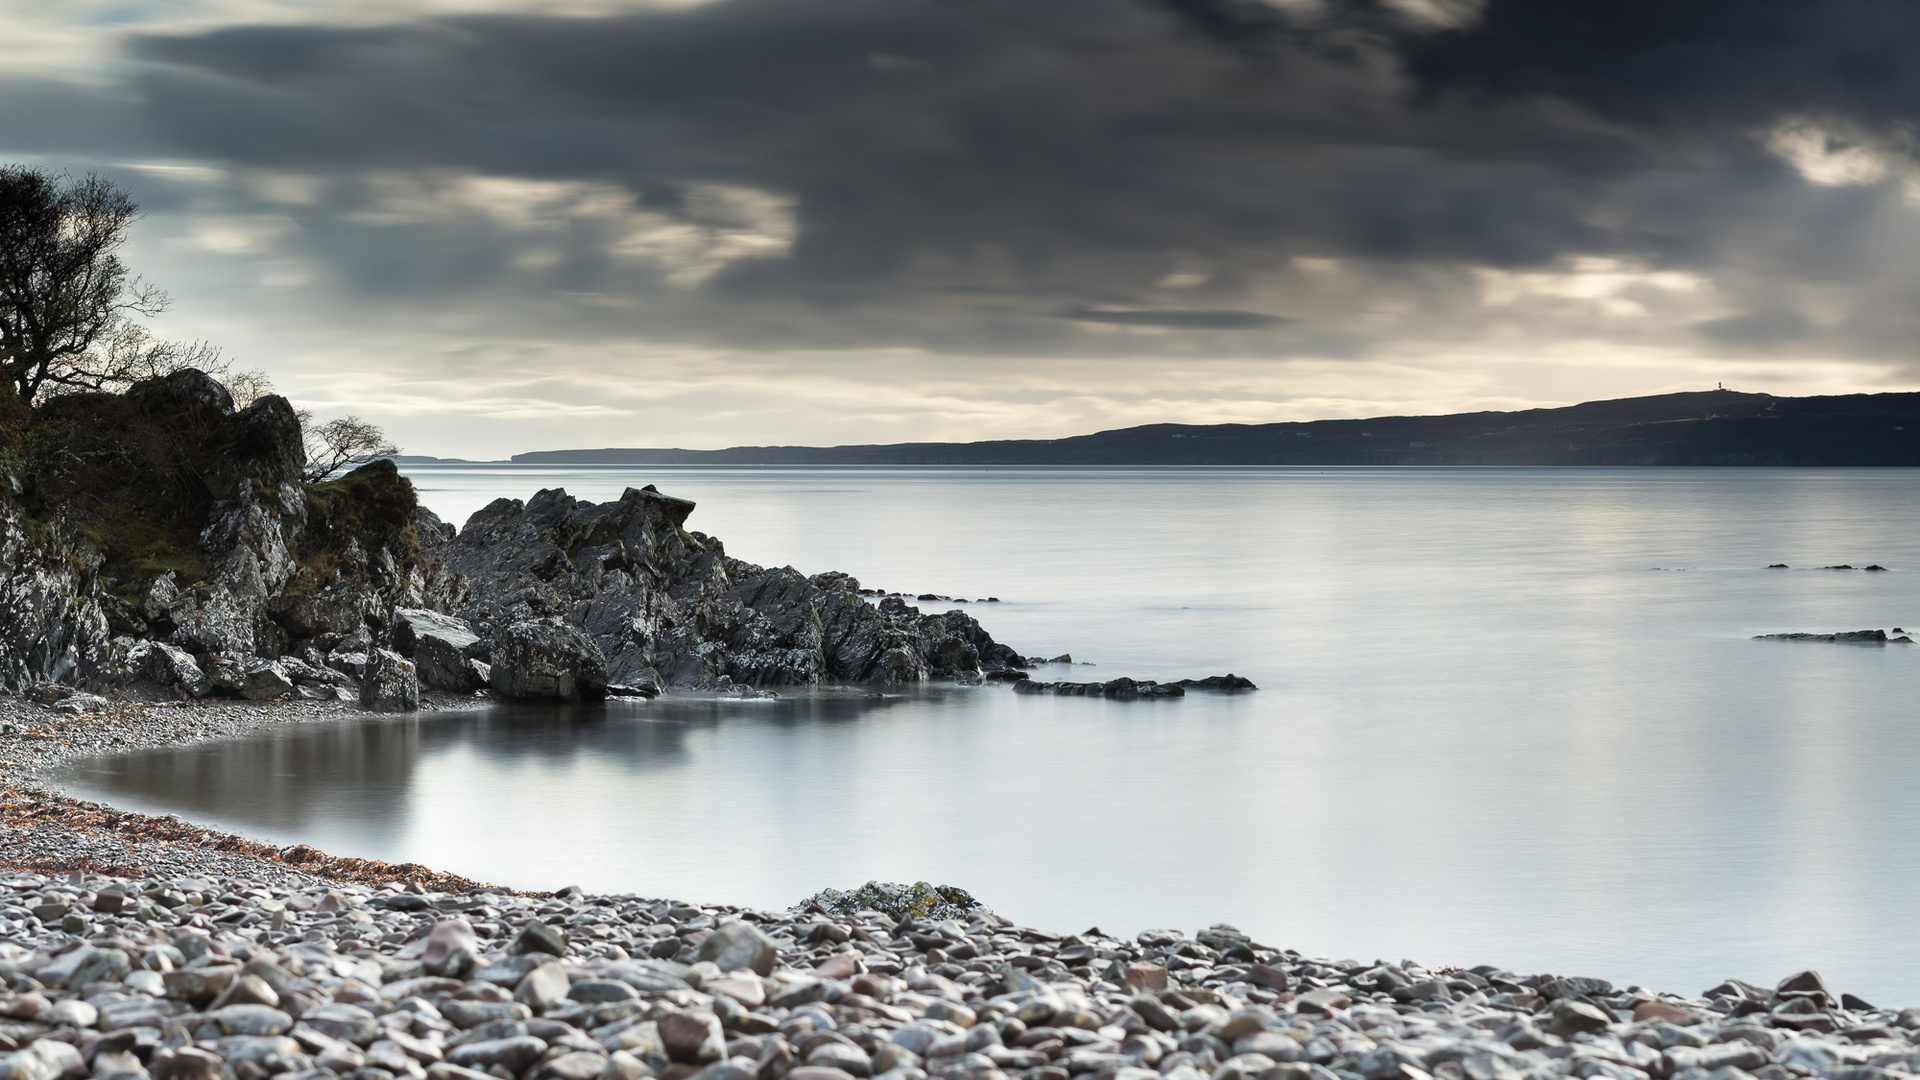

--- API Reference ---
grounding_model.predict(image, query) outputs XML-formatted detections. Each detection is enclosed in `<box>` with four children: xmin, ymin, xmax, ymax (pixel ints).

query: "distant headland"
<box><xmin>496</xmin><ymin>390</ymin><xmax>1920</xmax><ymax>467</ymax></box>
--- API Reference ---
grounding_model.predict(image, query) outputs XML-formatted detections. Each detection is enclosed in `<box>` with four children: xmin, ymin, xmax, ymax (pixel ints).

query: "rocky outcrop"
<box><xmin>1177</xmin><ymin>673</ymin><xmax>1259</xmax><ymax>691</ymax></box>
<box><xmin>1754</xmin><ymin>629</ymin><xmax>1909</xmax><ymax>643</ymax></box>
<box><xmin>443</xmin><ymin>485</ymin><xmax>1027</xmax><ymax>690</ymax></box>
<box><xmin>0</xmin><ymin>371</ymin><xmax>1035</xmax><ymax>704</ymax></box>
<box><xmin>100</xmin><ymin>639</ymin><xmax>212</xmax><ymax>698</ymax></box>
<box><xmin>488</xmin><ymin>617</ymin><xmax>607</xmax><ymax>702</ymax></box>
<box><xmin>1011</xmin><ymin>674</ymin><xmax>1259</xmax><ymax>699</ymax></box>
<box><xmin>0</xmin><ymin>370</ymin><xmax>464</xmax><ymax>707</ymax></box>
<box><xmin>1013</xmin><ymin>676</ymin><xmax>1186</xmax><ymax>699</ymax></box>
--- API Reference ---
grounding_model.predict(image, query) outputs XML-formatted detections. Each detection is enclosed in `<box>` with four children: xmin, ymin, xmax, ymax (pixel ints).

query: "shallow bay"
<box><xmin>59</xmin><ymin>466</ymin><xmax>1920</xmax><ymax>1000</ymax></box>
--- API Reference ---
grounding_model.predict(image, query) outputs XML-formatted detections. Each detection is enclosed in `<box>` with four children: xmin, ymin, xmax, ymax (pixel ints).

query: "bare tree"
<box><xmin>220</xmin><ymin>366</ymin><xmax>277</xmax><ymax>409</ymax></box>
<box><xmin>0</xmin><ymin>166</ymin><xmax>211</xmax><ymax>404</ymax></box>
<box><xmin>302</xmin><ymin>414</ymin><xmax>401</xmax><ymax>483</ymax></box>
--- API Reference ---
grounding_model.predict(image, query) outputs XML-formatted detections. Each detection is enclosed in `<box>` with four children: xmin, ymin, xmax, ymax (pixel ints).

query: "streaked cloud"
<box><xmin>5</xmin><ymin>0</ymin><xmax>1920</xmax><ymax>454</ymax></box>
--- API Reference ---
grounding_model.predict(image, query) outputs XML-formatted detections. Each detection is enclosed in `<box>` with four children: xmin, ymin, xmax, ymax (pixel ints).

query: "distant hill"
<box><xmin>510</xmin><ymin>390</ymin><xmax>1920</xmax><ymax>466</ymax></box>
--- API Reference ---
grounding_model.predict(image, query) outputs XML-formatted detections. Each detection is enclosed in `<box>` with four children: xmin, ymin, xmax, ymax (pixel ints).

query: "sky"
<box><xmin>5</xmin><ymin>0</ymin><xmax>1920</xmax><ymax>457</ymax></box>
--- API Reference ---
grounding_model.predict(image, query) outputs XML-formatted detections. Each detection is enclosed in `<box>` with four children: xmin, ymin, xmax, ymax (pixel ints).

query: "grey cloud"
<box><xmin>1693</xmin><ymin>310</ymin><xmax>1813</xmax><ymax>347</ymax></box>
<box><xmin>1059</xmin><ymin>308</ymin><xmax>1289</xmax><ymax>329</ymax></box>
<box><xmin>0</xmin><ymin>0</ymin><xmax>1916</xmax><ymax>363</ymax></box>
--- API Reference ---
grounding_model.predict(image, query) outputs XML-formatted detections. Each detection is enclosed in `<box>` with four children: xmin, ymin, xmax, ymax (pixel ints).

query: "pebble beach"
<box><xmin>2</xmin><ymin>693</ymin><xmax>1915</xmax><ymax>1080</ymax></box>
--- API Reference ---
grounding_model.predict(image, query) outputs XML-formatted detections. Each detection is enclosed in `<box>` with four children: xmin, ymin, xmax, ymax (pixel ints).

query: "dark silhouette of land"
<box><xmin>507</xmin><ymin>390</ymin><xmax>1920</xmax><ymax>466</ymax></box>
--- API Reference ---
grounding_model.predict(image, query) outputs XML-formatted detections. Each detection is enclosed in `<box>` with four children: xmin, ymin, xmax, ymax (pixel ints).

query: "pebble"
<box><xmin>0</xmin><ymin>869</ymin><xmax>1906</xmax><ymax>1080</ymax></box>
<box><xmin>4</xmin><ymin>699</ymin><xmax>1920</xmax><ymax>1080</ymax></box>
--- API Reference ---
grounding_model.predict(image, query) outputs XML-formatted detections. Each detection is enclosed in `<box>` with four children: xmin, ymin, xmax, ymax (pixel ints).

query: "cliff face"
<box><xmin>444</xmin><ymin>485</ymin><xmax>1026</xmax><ymax>692</ymax></box>
<box><xmin>0</xmin><ymin>502</ymin><xmax>110</xmax><ymax>689</ymax></box>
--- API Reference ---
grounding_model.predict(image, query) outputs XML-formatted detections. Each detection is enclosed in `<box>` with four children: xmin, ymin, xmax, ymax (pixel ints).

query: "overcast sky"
<box><xmin>5</xmin><ymin>0</ymin><xmax>1920</xmax><ymax>456</ymax></box>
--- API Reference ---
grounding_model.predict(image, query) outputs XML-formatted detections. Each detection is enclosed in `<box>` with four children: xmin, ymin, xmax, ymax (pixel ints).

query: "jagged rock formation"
<box><xmin>0</xmin><ymin>370</ymin><xmax>464</xmax><ymax>701</ymax></box>
<box><xmin>443</xmin><ymin>485</ymin><xmax>1026</xmax><ymax>692</ymax></box>
<box><xmin>0</xmin><ymin>370</ymin><xmax>1029</xmax><ymax>704</ymax></box>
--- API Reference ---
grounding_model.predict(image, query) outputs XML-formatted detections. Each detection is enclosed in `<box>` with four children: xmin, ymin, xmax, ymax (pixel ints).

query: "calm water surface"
<box><xmin>58</xmin><ymin>467</ymin><xmax>1920</xmax><ymax>1001</ymax></box>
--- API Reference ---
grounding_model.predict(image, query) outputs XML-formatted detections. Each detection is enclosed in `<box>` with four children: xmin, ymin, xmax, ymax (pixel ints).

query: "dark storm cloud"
<box><xmin>1400</xmin><ymin>0</ymin><xmax>1920</xmax><ymax>132</ymax></box>
<box><xmin>33</xmin><ymin>0</ymin><xmax>1920</xmax><ymax>358</ymax></box>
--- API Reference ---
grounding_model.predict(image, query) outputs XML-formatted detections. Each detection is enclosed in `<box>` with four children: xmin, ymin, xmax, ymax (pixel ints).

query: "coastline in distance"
<box><xmin>502</xmin><ymin>389</ymin><xmax>1920</xmax><ymax>468</ymax></box>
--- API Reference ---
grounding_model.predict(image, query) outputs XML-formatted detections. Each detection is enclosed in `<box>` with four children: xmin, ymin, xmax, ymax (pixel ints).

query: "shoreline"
<box><xmin>0</xmin><ymin>691</ymin><xmax>499</xmax><ymax>892</ymax></box>
<box><xmin>2</xmin><ymin>691</ymin><xmax>1917</xmax><ymax>1080</ymax></box>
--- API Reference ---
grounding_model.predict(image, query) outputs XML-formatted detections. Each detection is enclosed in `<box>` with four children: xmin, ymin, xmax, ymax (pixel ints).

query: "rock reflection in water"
<box><xmin>61</xmin><ymin>689</ymin><xmax>917</xmax><ymax>870</ymax></box>
<box><xmin>62</xmin><ymin>716</ymin><xmax>424</xmax><ymax>838</ymax></box>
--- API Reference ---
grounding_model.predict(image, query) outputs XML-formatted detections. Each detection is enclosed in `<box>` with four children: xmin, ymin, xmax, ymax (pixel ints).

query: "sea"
<box><xmin>54</xmin><ymin>465</ymin><xmax>1920</xmax><ymax>1001</ymax></box>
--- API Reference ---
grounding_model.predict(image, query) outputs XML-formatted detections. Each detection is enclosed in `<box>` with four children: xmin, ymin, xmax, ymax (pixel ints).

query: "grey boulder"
<box><xmin>360</xmin><ymin>649</ymin><xmax>420</xmax><ymax>712</ymax></box>
<box><xmin>393</xmin><ymin>607</ymin><xmax>486</xmax><ymax>692</ymax></box>
<box><xmin>489</xmin><ymin>618</ymin><xmax>607</xmax><ymax>702</ymax></box>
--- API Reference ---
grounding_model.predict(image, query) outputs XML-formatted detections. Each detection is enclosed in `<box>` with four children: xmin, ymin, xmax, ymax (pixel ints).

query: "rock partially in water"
<box><xmin>489</xmin><ymin>617</ymin><xmax>608</xmax><ymax>702</ymax></box>
<box><xmin>1176</xmin><ymin>673</ymin><xmax>1259</xmax><ymax>691</ymax></box>
<box><xmin>1755</xmin><ymin>630</ymin><xmax>1892</xmax><ymax>643</ymax></box>
<box><xmin>445</xmin><ymin>486</ymin><xmax>1027</xmax><ymax>691</ymax></box>
<box><xmin>1012</xmin><ymin>676</ymin><xmax>1185</xmax><ymax>699</ymax></box>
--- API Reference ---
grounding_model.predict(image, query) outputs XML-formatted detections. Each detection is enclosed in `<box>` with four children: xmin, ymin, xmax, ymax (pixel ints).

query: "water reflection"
<box><xmin>67</xmin><ymin>717</ymin><xmax>423</xmax><ymax>838</ymax></box>
<box><xmin>52</xmin><ymin>467</ymin><xmax>1920</xmax><ymax>1004</ymax></box>
<box><xmin>62</xmin><ymin>689</ymin><xmax>925</xmax><ymax>856</ymax></box>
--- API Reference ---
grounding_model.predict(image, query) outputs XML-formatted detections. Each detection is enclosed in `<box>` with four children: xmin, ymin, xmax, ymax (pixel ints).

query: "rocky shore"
<box><xmin>1</xmin><ymin>844</ymin><xmax>1913</xmax><ymax>1080</ymax></box>
<box><xmin>16</xmin><ymin>367</ymin><xmax>1902</xmax><ymax>1080</ymax></box>
<box><xmin>3</xmin><ymin>689</ymin><xmax>1917</xmax><ymax>1080</ymax></box>
<box><xmin>0</xmin><ymin>369</ymin><xmax>1036</xmax><ymax>711</ymax></box>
